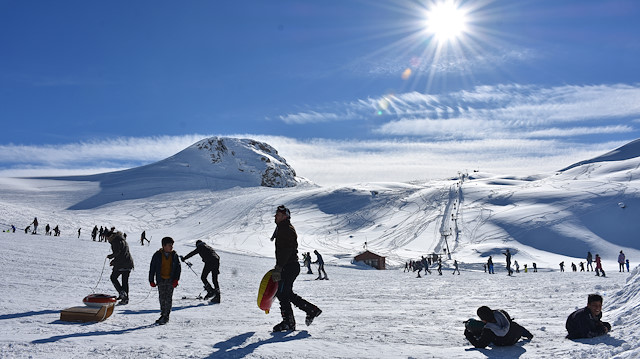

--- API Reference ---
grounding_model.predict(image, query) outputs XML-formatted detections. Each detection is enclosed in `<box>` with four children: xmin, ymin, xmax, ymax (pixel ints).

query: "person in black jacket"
<box><xmin>107</xmin><ymin>231</ymin><xmax>134</xmax><ymax>305</ymax></box>
<box><xmin>566</xmin><ymin>294</ymin><xmax>611</xmax><ymax>339</ymax></box>
<box><xmin>180</xmin><ymin>240</ymin><xmax>221</xmax><ymax>303</ymax></box>
<box><xmin>149</xmin><ymin>236</ymin><xmax>181</xmax><ymax>325</ymax></box>
<box><xmin>270</xmin><ymin>205</ymin><xmax>322</xmax><ymax>332</ymax></box>
<box><xmin>464</xmin><ymin>306</ymin><xmax>533</xmax><ymax>348</ymax></box>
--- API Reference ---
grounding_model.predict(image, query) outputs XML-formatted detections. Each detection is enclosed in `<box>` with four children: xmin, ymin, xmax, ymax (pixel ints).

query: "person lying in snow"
<box><xmin>566</xmin><ymin>293</ymin><xmax>611</xmax><ymax>339</ymax></box>
<box><xmin>464</xmin><ymin>306</ymin><xmax>533</xmax><ymax>348</ymax></box>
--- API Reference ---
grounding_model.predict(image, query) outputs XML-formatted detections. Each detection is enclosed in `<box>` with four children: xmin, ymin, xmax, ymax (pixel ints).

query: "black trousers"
<box><xmin>110</xmin><ymin>269</ymin><xmax>130</xmax><ymax>295</ymax></box>
<box><xmin>276</xmin><ymin>261</ymin><xmax>316</xmax><ymax>320</ymax></box>
<box><xmin>201</xmin><ymin>262</ymin><xmax>220</xmax><ymax>291</ymax></box>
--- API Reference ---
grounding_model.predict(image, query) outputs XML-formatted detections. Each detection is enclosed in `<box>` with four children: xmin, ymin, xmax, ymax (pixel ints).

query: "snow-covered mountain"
<box><xmin>44</xmin><ymin>137</ymin><xmax>305</xmax><ymax>210</ymax></box>
<box><xmin>2</xmin><ymin>136</ymin><xmax>640</xmax><ymax>269</ymax></box>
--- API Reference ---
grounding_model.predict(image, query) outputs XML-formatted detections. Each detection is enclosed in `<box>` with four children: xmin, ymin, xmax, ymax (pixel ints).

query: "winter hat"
<box><xmin>196</xmin><ymin>240</ymin><xmax>203</xmax><ymax>246</ymax></box>
<box><xmin>477</xmin><ymin>306</ymin><xmax>494</xmax><ymax>322</ymax></box>
<box><xmin>276</xmin><ymin>205</ymin><xmax>291</xmax><ymax>218</ymax></box>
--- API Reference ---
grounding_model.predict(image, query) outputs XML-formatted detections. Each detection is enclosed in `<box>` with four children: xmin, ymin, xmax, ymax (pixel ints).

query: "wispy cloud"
<box><xmin>278</xmin><ymin>83</ymin><xmax>640</xmax><ymax>141</ymax></box>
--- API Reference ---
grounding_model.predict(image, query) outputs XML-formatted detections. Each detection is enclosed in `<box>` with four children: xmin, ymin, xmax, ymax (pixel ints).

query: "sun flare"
<box><xmin>424</xmin><ymin>0</ymin><xmax>469</xmax><ymax>43</ymax></box>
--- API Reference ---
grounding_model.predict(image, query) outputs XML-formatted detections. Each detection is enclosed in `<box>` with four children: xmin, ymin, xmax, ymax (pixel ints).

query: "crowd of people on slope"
<box><xmin>404</xmin><ymin>248</ymin><xmax>631</xmax><ymax>278</ymax></box>
<box><xmin>5</xmin><ymin>209</ymin><xmax>619</xmax><ymax>347</ymax></box>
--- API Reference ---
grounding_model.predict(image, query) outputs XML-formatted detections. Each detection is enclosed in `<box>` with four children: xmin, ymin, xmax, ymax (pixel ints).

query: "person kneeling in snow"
<box><xmin>565</xmin><ymin>293</ymin><xmax>611</xmax><ymax>339</ymax></box>
<box><xmin>464</xmin><ymin>306</ymin><xmax>533</xmax><ymax>348</ymax></box>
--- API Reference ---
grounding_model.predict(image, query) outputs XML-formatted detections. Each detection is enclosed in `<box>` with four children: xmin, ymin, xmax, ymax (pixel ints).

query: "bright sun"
<box><xmin>424</xmin><ymin>0</ymin><xmax>469</xmax><ymax>43</ymax></box>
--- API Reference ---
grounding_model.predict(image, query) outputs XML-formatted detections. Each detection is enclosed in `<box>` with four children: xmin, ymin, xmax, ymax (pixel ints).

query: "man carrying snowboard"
<box><xmin>270</xmin><ymin>205</ymin><xmax>322</xmax><ymax>332</ymax></box>
<box><xmin>180</xmin><ymin>240</ymin><xmax>221</xmax><ymax>303</ymax></box>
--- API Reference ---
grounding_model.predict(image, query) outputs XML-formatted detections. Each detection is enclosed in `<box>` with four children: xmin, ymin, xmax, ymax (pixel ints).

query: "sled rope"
<box><xmin>91</xmin><ymin>257</ymin><xmax>108</xmax><ymax>293</ymax></box>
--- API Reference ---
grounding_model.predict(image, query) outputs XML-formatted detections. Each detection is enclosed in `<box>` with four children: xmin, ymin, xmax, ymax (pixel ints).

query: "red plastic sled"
<box><xmin>257</xmin><ymin>270</ymin><xmax>279</xmax><ymax>314</ymax></box>
<box><xmin>83</xmin><ymin>293</ymin><xmax>117</xmax><ymax>307</ymax></box>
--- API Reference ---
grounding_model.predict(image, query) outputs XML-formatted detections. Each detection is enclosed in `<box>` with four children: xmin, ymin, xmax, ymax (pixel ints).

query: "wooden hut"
<box><xmin>354</xmin><ymin>250</ymin><xmax>386</xmax><ymax>270</ymax></box>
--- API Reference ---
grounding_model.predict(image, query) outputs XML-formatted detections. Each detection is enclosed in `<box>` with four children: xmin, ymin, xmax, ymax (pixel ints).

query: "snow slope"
<box><xmin>2</xmin><ymin>136</ymin><xmax>640</xmax><ymax>357</ymax></box>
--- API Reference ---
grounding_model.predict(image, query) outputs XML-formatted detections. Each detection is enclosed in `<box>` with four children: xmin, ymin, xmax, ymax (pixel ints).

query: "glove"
<box><xmin>179</xmin><ymin>255</ymin><xmax>185</xmax><ymax>262</ymax></box>
<box><xmin>150</xmin><ymin>282</ymin><xmax>156</xmax><ymax>287</ymax></box>
<box><xmin>172</xmin><ymin>279</ymin><xmax>179</xmax><ymax>288</ymax></box>
<box><xmin>271</xmin><ymin>266</ymin><xmax>282</xmax><ymax>282</ymax></box>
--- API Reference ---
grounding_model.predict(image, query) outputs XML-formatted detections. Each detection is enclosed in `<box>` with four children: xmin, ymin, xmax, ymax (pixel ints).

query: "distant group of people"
<box><xmin>301</xmin><ymin>250</ymin><xmax>328</xmax><ymax>280</ymax></box>
<box><xmin>559</xmin><ymin>251</ymin><xmax>630</xmax><ymax>277</ymax></box>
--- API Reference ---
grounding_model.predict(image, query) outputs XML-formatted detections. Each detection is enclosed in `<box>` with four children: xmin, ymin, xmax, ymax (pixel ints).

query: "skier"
<box><xmin>53</xmin><ymin>225</ymin><xmax>60</xmax><ymax>236</ymax></box>
<box><xmin>579</xmin><ymin>262</ymin><xmax>585</xmax><ymax>272</ymax></box>
<box><xmin>180</xmin><ymin>240</ymin><xmax>221</xmax><ymax>303</ymax></box>
<box><xmin>107</xmin><ymin>231</ymin><xmax>134</xmax><ymax>305</ymax></box>
<box><xmin>313</xmin><ymin>250</ymin><xmax>328</xmax><ymax>280</ymax></box>
<box><xmin>559</xmin><ymin>261</ymin><xmax>565</xmax><ymax>272</ymax></box>
<box><xmin>595</xmin><ymin>254</ymin><xmax>605</xmax><ymax>277</ymax></box>
<box><xmin>626</xmin><ymin>259</ymin><xmax>630</xmax><ymax>272</ymax></box>
<box><xmin>514</xmin><ymin>260</ymin><xmax>520</xmax><ymax>273</ymax></box>
<box><xmin>452</xmin><ymin>260</ymin><xmax>460</xmax><ymax>275</ymax></box>
<box><xmin>91</xmin><ymin>225</ymin><xmax>98</xmax><ymax>241</ymax></box>
<box><xmin>140</xmin><ymin>230</ymin><xmax>149</xmax><ymax>246</ymax></box>
<box><xmin>149</xmin><ymin>236</ymin><xmax>181</xmax><ymax>325</ymax></box>
<box><xmin>487</xmin><ymin>256</ymin><xmax>494</xmax><ymax>274</ymax></box>
<box><xmin>618</xmin><ymin>251</ymin><xmax>626</xmax><ymax>272</ymax></box>
<box><xmin>503</xmin><ymin>249</ymin><xmax>512</xmax><ymax>276</ymax></box>
<box><xmin>270</xmin><ymin>205</ymin><xmax>322</xmax><ymax>332</ymax></box>
<box><xmin>77</xmin><ymin>228</ymin><xmax>81</xmax><ymax>239</ymax></box>
<box><xmin>532</xmin><ymin>262</ymin><xmax>538</xmax><ymax>273</ymax></box>
<box><xmin>571</xmin><ymin>262</ymin><xmax>577</xmax><ymax>272</ymax></box>
<box><xmin>523</xmin><ymin>264</ymin><xmax>528</xmax><ymax>273</ymax></box>
<box><xmin>586</xmin><ymin>251</ymin><xmax>594</xmax><ymax>271</ymax></box>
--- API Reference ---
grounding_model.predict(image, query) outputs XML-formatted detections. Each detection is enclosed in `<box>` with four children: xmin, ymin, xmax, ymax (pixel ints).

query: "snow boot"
<box><xmin>209</xmin><ymin>289</ymin><xmax>221</xmax><ymax>304</ymax></box>
<box><xmin>117</xmin><ymin>292</ymin><xmax>129</xmax><ymax>305</ymax></box>
<box><xmin>273</xmin><ymin>310</ymin><xmax>295</xmax><ymax>332</ymax></box>
<box><xmin>305</xmin><ymin>306</ymin><xmax>322</xmax><ymax>326</ymax></box>
<box><xmin>203</xmin><ymin>284</ymin><xmax>215</xmax><ymax>300</ymax></box>
<box><xmin>156</xmin><ymin>315</ymin><xmax>169</xmax><ymax>325</ymax></box>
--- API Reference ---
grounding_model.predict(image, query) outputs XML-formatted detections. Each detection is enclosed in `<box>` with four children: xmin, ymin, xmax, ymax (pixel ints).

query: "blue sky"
<box><xmin>1</xmin><ymin>0</ymin><xmax>640</xmax><ymax>184</ymax></box>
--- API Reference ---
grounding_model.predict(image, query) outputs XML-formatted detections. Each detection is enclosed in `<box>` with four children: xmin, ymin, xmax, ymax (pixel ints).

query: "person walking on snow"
<box><xmin>31</xmin><ymin>217</ymin><xmax>38</xmax><ymax>234</ymax></box>
<box><xmin>487</xmin><ymin>256</ymin><xmax>494</xmax><ymax>274</ymax></box>
<box><xmin>503</xmin><ymin>249</ymin><xmax>512</xmax><ymax>276</ymax></box>
<box><xmin>626</xmin><ymin>259</ymin><xmax>630</xmax><ymax>272</ymax></box>
<box><xmin>107</xmin><ymin>231</ymin><xmax>134</xmax><ymax>305</ymax></box>
<box><xmin>559</xmin><ymin>261</ymin><xmax>565</xmax><ymax>272</ymax></box>
<box><xmin>269</xmin><ymin>205</ymin><xmax>322</xmax><ymax>332</ymax></box>
<box><xmin>618</xmin><ymin>251</ymin><xmax>626</xmax><ymax>272</ymax></box>
<box><xmin>595</xmin><ymin>254</ymin><xmax>605</xmax><ymax>277</ymax></box>
<box><xmin>586</xmin><ymin>251</ymin><xmax>594</xmax><ymax>271</ymax></box>
<box><xmin>149</xmin><ymin>236</ymin><xmax>181</xmax><ymax>325</ymax></box>
<box><xmin>313</xmin><ymin>250</ymin><xmax>328</xmax><ymax>280</ymax></box>
<box><xmin>514</xmin><ymin>260</ymin><xmax>520</xmax><ymax>273</ymax></box>
<box><xmin>180</xmin><ymin>240</ymin><xmax>221</xmax><ymax>303</ymax></box>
